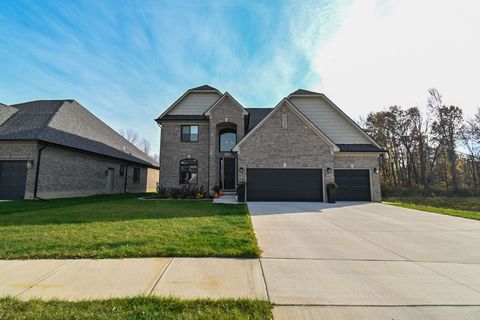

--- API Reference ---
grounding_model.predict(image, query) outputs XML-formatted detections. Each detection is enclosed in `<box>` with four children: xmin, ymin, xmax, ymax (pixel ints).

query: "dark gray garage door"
<box><xmin>247</xmin><ymin>169</ymin><xmax>323</xmax><ymax>201</ymax></box>
<box><xmin>0</xmin><ymin>161</ymin><xmax>28</xmax><ymax>200</ymax></box>
<box><xmin>334</xmin><ymin>169</ymin><xmax>371</xmax><ymax>201</ymax></box>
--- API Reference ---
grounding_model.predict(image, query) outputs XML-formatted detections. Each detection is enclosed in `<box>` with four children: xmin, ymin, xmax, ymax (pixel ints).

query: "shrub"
<box><xmin>155</xmin><ymin>185</ymin><xmax>209</xmax><ymax>199</ymax></box>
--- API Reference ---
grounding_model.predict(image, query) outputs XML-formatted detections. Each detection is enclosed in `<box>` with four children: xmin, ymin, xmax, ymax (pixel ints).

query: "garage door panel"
<box><xmin>0</xmin><ymin>161</ymin><xmax>28</xmax><ymax>200</ymax></box>
<box><xmin>335</xmin><ymin>169</ymin><xmax>371</xmax><ymax>201</ymax></box>
<box><xmin>247</xmin><ymin>169</ymin><xmax>323</xmax><ymax>202</ymax></box>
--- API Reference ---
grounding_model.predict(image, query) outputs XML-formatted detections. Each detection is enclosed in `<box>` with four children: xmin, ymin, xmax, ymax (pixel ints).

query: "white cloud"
<box><xmin>292</xmin><ymin>0</ymin><xmax>480</xmax><ymax>119</ymax></box>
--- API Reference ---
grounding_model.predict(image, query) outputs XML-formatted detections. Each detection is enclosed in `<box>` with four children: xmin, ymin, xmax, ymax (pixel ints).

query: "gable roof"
<box><xmin>191</xmin><ymin>85</ymin><xmax>219</xmax><ymax>91</ymax></box>
<box><xmin>289</xmin><ymin>89</ymin><xmax>322</xmax><ymax>96</ymax></box>
<box><xmin>0</xmin><ymin>100</ymin><xmax>157</xmax><ymax>167</ymax></box>
<box><xmin>203</xmin><ymin>92</ymin><xmax>249</xmax><ymax>117</ymax></box>
<box><xmin>156</xmin><ymin>85</ymin><xmax>222</xmax><ymax>121</ymax></box>
<box><xmin>288</xmin><ymin>89</ymin><xmax>382</xmax><ymax>148</ymax></box>
<box><xmin>233</xmin><ymin>98</ymin><xmax>339</xmax><ymax>152</ymax></box>
<box><xmin>245</xmin><ymin>108</ymin><xmax>272</xmax><ymax>133</ymax></box>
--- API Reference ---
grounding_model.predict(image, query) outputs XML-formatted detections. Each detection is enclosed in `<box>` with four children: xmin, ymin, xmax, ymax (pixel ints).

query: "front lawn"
<box><xmin>0</xmin><ymin>297</ymin><xmax>272</xmax><ymax>320</ymax></box>
<box><xmin>384</xmin><ymin>196</ymin><xmax>480</xmax><ymax>220</ymax></box>
<box><xmin>0</xmin><ymin>194</ymin><xmax>260</xmax><ymax>259</ymax></box>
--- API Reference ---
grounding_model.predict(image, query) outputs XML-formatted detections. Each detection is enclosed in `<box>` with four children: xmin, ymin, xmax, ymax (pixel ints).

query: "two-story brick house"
<box><xmin>156</xmin><ymin>85</ymin><xmax>384</xmax><ymax>202</ymax></box>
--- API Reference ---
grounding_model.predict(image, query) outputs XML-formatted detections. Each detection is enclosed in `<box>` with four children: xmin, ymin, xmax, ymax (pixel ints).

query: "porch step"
<box><xmin>213</xmin><ymin>194</ymin><xmax>240</xmax><ymax>204</ymax></box>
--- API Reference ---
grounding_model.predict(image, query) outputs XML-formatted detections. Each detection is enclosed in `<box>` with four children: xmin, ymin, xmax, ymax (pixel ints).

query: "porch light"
<box><xmin>27</xmin><ymin>160</ymin><xmax>33</xmax><ymax>169</ymax></box>
<box><xmin>239</xmin><ymin>167</ymin><xmax>244</xmax><ymax>174</ymax></box>
<box><xmin>326</xmin><ymin>167</ymin><xmax>332</xmax><ymax>173</ymax></box>
<box><xmin>374</xmin><ymin>168</ymin><xmax>379</xmax><ymax>174</ymax></box>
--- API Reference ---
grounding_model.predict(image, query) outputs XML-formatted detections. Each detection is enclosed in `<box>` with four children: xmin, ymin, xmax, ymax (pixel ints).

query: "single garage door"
<box><xmin>0</xmin><ymin>161</ymin><xmax>28</xmax><ymax>200</ymax></box>
<box><xmin>247</xmin><ymin>168</ymin><xmax>323</xmax><ymax>201</ymax></box>
<box><xmin>334</xmin><ymin>169</ymin><xmax>371</xmax><ymax>201</ymax></box>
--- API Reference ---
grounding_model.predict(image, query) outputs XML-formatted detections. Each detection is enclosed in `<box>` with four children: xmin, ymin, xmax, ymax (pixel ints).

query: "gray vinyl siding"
<box><xmin>169</xmin><ymin>92</ymin><xmax>221</xmax><ymax>115</ymax></box>
<box><xmin>288</xmin><ymin>96</ymin><xmax>371</xmax><ymax>144</ymax></box>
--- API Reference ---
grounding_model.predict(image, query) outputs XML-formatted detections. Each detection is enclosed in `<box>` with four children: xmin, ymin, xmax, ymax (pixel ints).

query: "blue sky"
<box><xmin>1</xmin><ymin>0</ymin><xmax>479</xmax><ymax>152</ymax></box>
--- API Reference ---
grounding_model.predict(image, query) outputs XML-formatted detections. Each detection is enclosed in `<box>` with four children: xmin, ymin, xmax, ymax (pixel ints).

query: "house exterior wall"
<box><xmin>36</xmin><ymin>146</ymin><xmax>158</xmax><ymax>199</ymax></box>
<box><xmin>0</xmin><ymin>141</ymin><xmax>38</xmax><ymax>199</ymax></box>
<box><xmin>236</xmin><ymin>102</ymin><xmax>336</xmax><ymax>195</ymax></box>
<box><xmin>158</xmin><ymin>121</ymin><xmax>209</xmax><ymax>190</ymax></box>
<box><xmin>208</xmin><ymin>96</ymin><xmax>246</xmax><ymax>192</ymax></box>
<box><xmin>334</xmin><ymin>154</ymin><xmax>382</xmax><ymax>202</ymax></box>
<box><xmin>0</xmin><ymin>141</ymin><xmax>158</xmax><ymax>199</ymax></box>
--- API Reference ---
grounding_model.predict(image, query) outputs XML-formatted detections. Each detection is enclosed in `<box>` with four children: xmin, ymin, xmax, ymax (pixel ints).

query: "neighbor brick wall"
<box><xmin>36</xmin><ymin>146</ymin><xmax>154</xmax><ymax>199</ymax></box>
<box><xmin>0</xmin><ymin>141</ymin><xmax>38</xmax><ymax>199</ymax></box>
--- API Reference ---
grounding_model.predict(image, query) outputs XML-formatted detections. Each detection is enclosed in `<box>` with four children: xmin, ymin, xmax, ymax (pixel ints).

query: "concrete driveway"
<box><xmin>248</xmin><ymin>202</ymin><xmax>480</xmax><ymax>319</ymax></box>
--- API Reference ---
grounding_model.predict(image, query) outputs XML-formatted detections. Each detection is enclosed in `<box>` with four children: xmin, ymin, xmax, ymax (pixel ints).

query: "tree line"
<box><xmin>362</xmin><ymin>89</ymin><xmax>480</xmax><ymax>196</ymax></box>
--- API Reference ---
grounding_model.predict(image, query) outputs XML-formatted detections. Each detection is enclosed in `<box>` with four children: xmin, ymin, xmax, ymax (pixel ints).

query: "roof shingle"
<box><xmin>0</xmin><ymin>100</ymin><xmax>157</xmax><ymax>167</ymax></box>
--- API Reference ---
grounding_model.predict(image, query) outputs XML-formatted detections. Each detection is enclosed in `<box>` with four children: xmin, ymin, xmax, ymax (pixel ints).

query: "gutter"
<box><xmin>33</xmin><ymin>144</ymin><xmax>48</xmax><ymax>200</ymax></box>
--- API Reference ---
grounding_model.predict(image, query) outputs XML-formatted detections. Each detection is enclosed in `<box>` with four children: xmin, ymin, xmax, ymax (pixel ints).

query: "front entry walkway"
<box><xmin>248</xmin><ymin>202</ymin><xmax>480</xmax><ymax>319</ymax></box>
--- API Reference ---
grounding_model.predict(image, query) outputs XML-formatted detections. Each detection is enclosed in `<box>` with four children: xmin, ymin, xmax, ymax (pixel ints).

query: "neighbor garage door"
<box><xmin>0</xmin><ymin>161</ymin><xmax>28</xmax><ymax>200</ymax></box>
<box><xmin>334</xmin><ymin>169</ymin><xmax>371</xmax><ymax>201</ymax></box>
<box><xmin>247</xmin><ymin>169</ymin><xmax>323</xmax><ymax>201</ymax></box>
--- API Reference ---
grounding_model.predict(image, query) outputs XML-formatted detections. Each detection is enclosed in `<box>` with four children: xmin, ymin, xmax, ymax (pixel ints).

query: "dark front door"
<box><xmin>247</xmin><ymin>169</ymin><xmax>323</xmax><ymax>201</ymax></box>
<box><xmin>221</xmin><ymin>158</ymin><xmax>236</xmax><ymax>190</ymax></box>
<box><xmin>0</xmin><ymin>161</ymin><xmax>28</xmax><ymax>200</ymax></box>
<box><xmin>334</xmin><ymin>169</ymin><xmax>371</xmax><ymax>201</ymax></box>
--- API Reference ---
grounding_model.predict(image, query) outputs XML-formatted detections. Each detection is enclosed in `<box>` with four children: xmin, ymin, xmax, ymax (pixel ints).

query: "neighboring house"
<box><xmin>156</xmin><ymin>85</ymin><xmax>384</xmax><ymax>202</ymax></box>
<box><xmin>0</xmin><ymin>100</ymin><xmax>159</xmax><ymax>200</ymax></box>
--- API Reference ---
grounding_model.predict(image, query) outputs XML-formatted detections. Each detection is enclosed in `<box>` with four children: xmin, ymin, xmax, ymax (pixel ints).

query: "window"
<box><xmin>179</xmin><ymin>159</ymin><xmax>198</xmax><ymax>184</ymax></box>
<box><xmin>119</xmin><ymin>165</ymin><xmax>125</xmax><ymax>177</ymax></box>
<box><xmin>219</xmin><ymin>129</ymin><xmax>236</xmax><ymax>152</ymax></box>
<box><xmin>181</xmin><ymin>125</ymin><xmax>199</xmax><ymax>142</ymax></box>
<box><xmin>133</xmin><ymin>167</ymin><xmax>140</xmax><ymax>184</ymax></box>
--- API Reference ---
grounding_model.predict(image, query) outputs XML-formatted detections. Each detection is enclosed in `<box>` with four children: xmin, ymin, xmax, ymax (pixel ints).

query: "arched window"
<box><xmin>219</xmin><ymin>128</ymin><xmax>236</xmax><ymax>152</ymax></box>
<box><xmin>179</xmin><ymin>159</ymin><xmax>198</xmax><ymax>184</ymax></box>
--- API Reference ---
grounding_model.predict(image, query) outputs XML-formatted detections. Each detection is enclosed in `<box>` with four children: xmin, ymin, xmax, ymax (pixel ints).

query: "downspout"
<box><xmin>124</xmin><ymin>163</ymin><xmax>129</xmax><ymax>193</ymax></box>
<box><xmin>33</xmin><ymin>144</ymin><xmax>48</xmax><ymax>200</ymax></box>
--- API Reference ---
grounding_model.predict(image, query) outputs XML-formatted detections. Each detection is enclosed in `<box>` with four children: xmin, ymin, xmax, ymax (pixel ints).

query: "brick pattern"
<box><xmin>236</xmin><ymin>102</ymin><xmax>336</xmax><ymax>200</ymax></box>
<box><xmin>0</xmin><ymin>141</ymin><xmax>158</xmax><ymax>199</ymax></box>
<box><xmin>208</xmin><ymin>97</ymin><xmax>245</xmax><ymax>192</ymax></box>
<box><xmin>159</xmin><ymin>121</ymin><xmax>209</xmax><ymax>189</ymax></box>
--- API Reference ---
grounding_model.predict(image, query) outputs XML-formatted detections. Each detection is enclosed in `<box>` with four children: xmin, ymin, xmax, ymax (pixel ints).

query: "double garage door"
<box><xmin>246</xmin><ymin>168</ymin><xmax>371</xmax><ymax>202</ymax></box>
<box><xmin>0</xmin><ymin>161</ymin><xmax>28</xmax><ymax>200</ymax></box>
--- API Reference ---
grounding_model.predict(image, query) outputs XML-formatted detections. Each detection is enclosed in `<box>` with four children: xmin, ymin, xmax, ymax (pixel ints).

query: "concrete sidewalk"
<box><xmin>0</xmin><ymin>258</ymin><xmax>267</xmax><ymax>301</ymax></box>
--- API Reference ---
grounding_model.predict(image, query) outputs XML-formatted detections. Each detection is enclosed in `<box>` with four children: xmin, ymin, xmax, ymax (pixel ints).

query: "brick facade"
<box><xmin>159</xmin><ymin>121</ymin><xmax>209</xmax><ymax>189</ymax></box>
<box><xmin>0</xmin><ymin>141</ymin><xmax>158</xmax><ymax>199</ymax></box>
<box><xmin>158</xmin><ymin>92</ymin><xmax>383</xmax><ymax>202</ymax></box>
<box><xmin>236</xmin><ymin>102</ymin><xmax>335</xmax><ymax>200</ymax></box>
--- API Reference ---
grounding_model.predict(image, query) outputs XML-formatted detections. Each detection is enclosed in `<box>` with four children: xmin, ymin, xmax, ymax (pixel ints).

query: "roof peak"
<box><xmin>190</xmin><ymin>84</ymin><xmax>219</xmax><ymax>91</ymax></box>
<box><xmin>289</xmin><ymin>89</ymin><xmax>322</xmax><ymax>96</ymax></box>
<box><xmin>11</xmin><ymin>99</ymin><xmax>75</xmax><ymax>108</ymax></box>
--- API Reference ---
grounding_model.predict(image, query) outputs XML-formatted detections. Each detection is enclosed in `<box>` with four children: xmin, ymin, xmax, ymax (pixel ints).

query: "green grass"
<box><xmin>0</xmin><ymin>194</ymin><xmax>260</xmax><ymax>259</ymax></box>
<box><xmin>0</xmin><ymin>297</ymin><xmax>272</xmax><ymax>320</ymax></box>
<box><xmin>384</xmin><ymin>196</ymin><xmax>480</xmax><ymax>220</ymax></box>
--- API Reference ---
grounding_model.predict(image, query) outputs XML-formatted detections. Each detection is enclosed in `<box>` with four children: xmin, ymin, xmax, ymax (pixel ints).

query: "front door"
<box><xmin>220</xmin><ymin>158</ymin><xmax>236</xmax><ymax>190</ymax></box>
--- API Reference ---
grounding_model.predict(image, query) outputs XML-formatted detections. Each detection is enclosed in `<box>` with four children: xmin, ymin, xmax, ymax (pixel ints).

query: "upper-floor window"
<box><xmin>181</xmin><ymin>125</ymin><xmax>199</xmax><ymax>142</ymax></box>
<box><xmin>219</xmin><ymin>129</ymin><xmax>236</xmax><ymax>152</ymax></box>
<box><xmin>179</xmin><ymin>158</ymin><xmax>198</xmax><ymax>184</ymax></box>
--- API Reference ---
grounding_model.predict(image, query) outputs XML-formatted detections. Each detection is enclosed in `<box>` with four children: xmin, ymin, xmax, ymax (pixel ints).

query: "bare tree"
<box><xmin>119</xmin><ymin>129</ymin><xmax>140</xmax><ymax>146</ymax></box>
<box><xmin>139</xmin><ymin>138</ymin><xmax>151</xmax><ymax>155</ymax></box>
